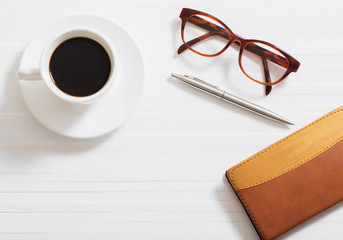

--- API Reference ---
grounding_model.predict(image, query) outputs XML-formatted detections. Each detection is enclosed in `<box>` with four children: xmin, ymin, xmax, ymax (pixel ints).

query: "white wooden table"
<box><xmin>0</xmin><ymin>0</ymin><xmax>343</xmax><ymax>239</ymax></box>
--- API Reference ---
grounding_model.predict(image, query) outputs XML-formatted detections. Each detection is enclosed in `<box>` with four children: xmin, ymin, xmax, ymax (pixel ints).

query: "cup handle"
<box><xmin>17</xmin><ymin>69</ymin><xmax>42</xmax><ymax>80</ymax></box>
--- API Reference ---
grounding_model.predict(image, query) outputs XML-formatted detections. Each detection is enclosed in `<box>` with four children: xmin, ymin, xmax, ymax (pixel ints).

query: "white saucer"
<box><xmin>18</xmin><ymin>15</ymin><xmax>144</xmax><ymax>139</ymax></box>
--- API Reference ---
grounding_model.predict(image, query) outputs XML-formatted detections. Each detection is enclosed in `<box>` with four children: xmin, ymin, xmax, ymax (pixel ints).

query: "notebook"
<box><xmin>226</xmin><ymin>107</ymin><xmax>343</xmax><ymax>240</ymax></box>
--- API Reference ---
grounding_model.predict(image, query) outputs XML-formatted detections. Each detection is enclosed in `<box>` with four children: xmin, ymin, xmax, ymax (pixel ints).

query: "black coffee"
<box><xmin>49</xmin><ymin>37</ymin><xmax>111</xmax><ymax>97</ymax></box>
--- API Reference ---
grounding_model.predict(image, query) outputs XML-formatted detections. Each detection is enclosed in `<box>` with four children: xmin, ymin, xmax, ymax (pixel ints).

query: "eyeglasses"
<box><xmin>177</xmin><ymin>8</ymin><xmax>300</xmax><ymax>95</ymax></box>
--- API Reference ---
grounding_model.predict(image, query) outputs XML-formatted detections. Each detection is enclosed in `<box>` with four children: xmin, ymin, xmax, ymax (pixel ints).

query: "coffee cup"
<box><xmin>17</xmin><ymin>27</ymin><xmax>118</xmax><ymax>104</ymax></box>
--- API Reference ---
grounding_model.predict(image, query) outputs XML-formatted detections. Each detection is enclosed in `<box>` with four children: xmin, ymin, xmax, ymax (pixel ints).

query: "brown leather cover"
<box><xmin>226</xmin><ymin>107</ymin><xmax>343</xmax><ymax>240</ymax></box>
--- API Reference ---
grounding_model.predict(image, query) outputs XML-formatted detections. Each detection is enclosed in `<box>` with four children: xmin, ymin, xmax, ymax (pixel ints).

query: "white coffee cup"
<box><xmin>17</xmin><ymin>27</ymin><xmax>118</xmax><ymax>104</ymax></box>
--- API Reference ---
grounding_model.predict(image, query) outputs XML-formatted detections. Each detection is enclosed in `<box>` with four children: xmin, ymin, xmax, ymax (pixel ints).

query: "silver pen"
<box><xmin>171</xmin><ymin>73</ymin><xmax>294</xmax><ymax>125</ymax></box>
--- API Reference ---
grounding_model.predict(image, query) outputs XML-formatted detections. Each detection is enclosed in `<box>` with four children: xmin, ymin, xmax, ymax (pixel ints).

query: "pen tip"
<box><xmin>284</xmin><ymin>119</ymin><xmax>295</xmax><ymax>125</ymax></box>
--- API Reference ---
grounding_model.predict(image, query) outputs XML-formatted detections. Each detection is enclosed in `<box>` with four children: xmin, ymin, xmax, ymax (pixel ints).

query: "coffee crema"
<box><xmin>49</xmin><ymin>37</ymin><xmax>111</xmax><ymax>97</ymax></box>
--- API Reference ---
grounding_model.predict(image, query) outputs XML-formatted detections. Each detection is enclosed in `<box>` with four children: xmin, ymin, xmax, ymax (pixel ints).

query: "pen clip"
<box><xmin>184</xmin><ymin>75</ymin><xmax>218</xmax><ymax>89</ymax></box>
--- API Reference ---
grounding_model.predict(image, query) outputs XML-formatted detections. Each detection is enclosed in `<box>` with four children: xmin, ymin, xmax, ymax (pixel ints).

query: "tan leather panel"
<box><xmin>227</xmin><ymin>107</ymin><xmax>343</xmax><ymax>190</ymax></box>
<box><xmin>235</xmin><ymin>139</ymin><xmax>343</xmax><ymax>240</ymax></box>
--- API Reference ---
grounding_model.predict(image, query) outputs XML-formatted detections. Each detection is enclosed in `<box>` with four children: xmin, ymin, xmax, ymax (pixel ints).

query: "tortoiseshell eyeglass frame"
<box><xmin>178</xmin><ymin>8</ymin><xmax>300</xmax><ymax>95</ymax></box>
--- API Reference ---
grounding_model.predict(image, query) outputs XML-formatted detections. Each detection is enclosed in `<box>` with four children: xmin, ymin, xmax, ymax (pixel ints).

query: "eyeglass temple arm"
<box><xmin>177</xmin><ymin>32</ymin><xmax>215</xmax><ymax>54</ymax></box>
<box><xmin>262</xmin><ymin>57</ymin><xmax>272</xmax><ymax>95</ymax></box>
<box><xmin>178</xmin><ymin>16</ymin><xmax>289</xmax><ymax>69</ymax></box>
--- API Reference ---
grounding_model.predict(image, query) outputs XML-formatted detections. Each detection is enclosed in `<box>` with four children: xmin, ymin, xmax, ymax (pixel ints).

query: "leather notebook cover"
<box><xmin>226</xmin><ymin>107</ymin><xmax>343</xmax><ymax>240</ymax></box>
